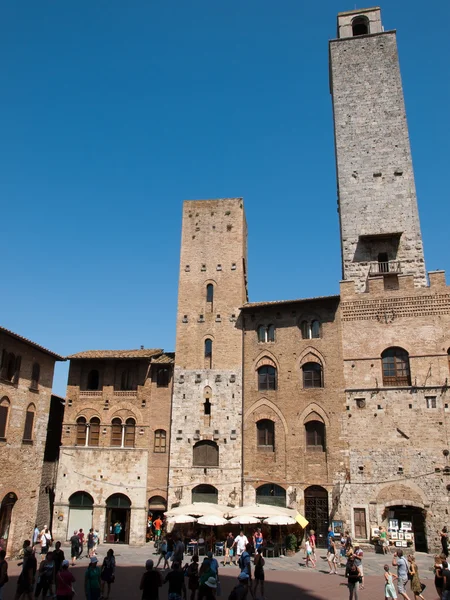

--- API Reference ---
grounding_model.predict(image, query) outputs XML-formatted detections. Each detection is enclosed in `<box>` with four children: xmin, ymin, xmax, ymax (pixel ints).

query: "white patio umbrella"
<box><xmin>165</xmin><ymin>503</ymin><xmax>227</xmax><ymax>517</ymax></box>
<box><xmin>228</xmin><ymin>515</ymin><xmax>261</xmax><ymax>525</ymax></box>
<box><xmin>196</xmin><ymin>514</ymin><xmax>229</xmax><ymax>552</ymax></box>
<box><xmin>263</xmin><ymin>516</ymin><xmax>297</xmax><ymax>526</ymax></box>
<box><xmin>228</xmin><ymin>504</ymin><xmax>297</xmax><ymax>519</ymax></box>
<box><xmin>167</xmin><ymin>514</ymin><xmax>198</xmax><ymax>525</ymax></box>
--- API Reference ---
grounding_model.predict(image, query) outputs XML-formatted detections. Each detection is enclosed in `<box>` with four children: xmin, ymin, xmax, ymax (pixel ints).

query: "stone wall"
<box><xmin>330</xmin><ymin>9</ymin><xmax>427</xmax><ymax>291</ymax></box>
<box><xmin>0</xmin><ymin>331</ymin><xmax>58</xmax><ymax>555</ymax></box>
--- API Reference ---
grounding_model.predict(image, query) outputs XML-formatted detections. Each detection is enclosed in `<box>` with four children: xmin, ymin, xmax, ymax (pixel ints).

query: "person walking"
<box><xmin>53</xmin><ymin>541</ymin><xmax>65</xmax><ymax>575</ymax></box>
<box><xmin>100</xmin><ymin>549</ymin><xmax>116</xmax><ymax>599</ymax></box>
<box><xmin>70</xmin><ymin>532</ymin><xmax>80</xmax><ymax>567</ymax></box>
<box><xmin>85</xmin><ymin>557</ymin><xmax>101</xmax><ymax>600</ymax></box>
<box><xmin>164</xmin><ymin>535</ymin><xmax>175</xmax><ymax>569</ymax></box>
<box><xmin>156</xmin><ymin>538</ymin><xmax>168</xmax><ymax>570</ymax></box>
<box><xmin>87</xmin><ymin>530</ymin><xmax>95</xmax><ymax>558</ymax></box>
<box><xmin>153</xmin><ymin>517</ymin><xmax>163</xmax><ymax>544</ymax></box>
<box><xmin>309</xmin><ymin>530</ymin><xmax>317</xmax><ymax>561</ymax></box>
<box><xmin>354</xmin><ymin>548</ymin><xmax>364</xmax><ymax>589</ymax></box>
<box><xmin>253</xmin><ymin>547</ymin><xmax>265</xmax><ymax>599</ymax></box>
<box><xmin>345</xmin><ymin>554</ymin><xmax>361</xmax><ymax>600</ymax></box>
<box><xmin>113</xmin><ymin>523</ymin><xmax>122</xmax><ymax>544</ymax></box>
<box><xmin>441</xmin><ymin>560</ymin><xmax>450</xmax><ymax>600</ymax></box>
<box><xmin>33</xmin><ymin>527</ymin><xmax>40</xmax><ymax>550</ymax></box>
<box><xmin>223</xmin><ymin>533</ymin><xmax>234</xmax><ymax>567</ymax></box>
<box><xmin>228</xmin><ymin>573</ymin><xmax>249</xmax><ymax>600</ymax></box>
<box><xmin>408</xmin><ymin>555</ymin><xmax>426</xmax><ymax>600</ymax></box>
<box><xmin>15</xmin><ymin>544</ymin><xmax>37</xmax><ymax>600</ymax></box>
<box><xmin>185</xmin><ymin>555</ymin><xmax>199</xmax><ymax>600</ymax></box>
<box><xmin>380</xmin><ymin>527</ymin><xmax>390</xmax><ymax>555</ymax></box>
<box><xmin>164</xmin><ymin>562</ymin><xmax>186</xmax><ymax>600</ymax></box>
<box><xmin>56</xmin><ymin>560</ymin><xmax>75</xmax><ymax>600</ymax></box>
<box><xmin>434</xmin><ymin>555</ymin><xmax>445</xmax><ymax>599</ymax></box>
<box><xmin>393</xmin><ymin>550</ymin><xmax>412</xmax><ymax>600</ymax></box>
<box><xmin>140</xmin><ymin>560</ymin><xmax>162</xmax><ymax>600</ymax></box>
<box><xmin>39</xmin><ymin>529</ymin><xmax>52</xmax><ymax>562</ymax></box>
<box><xmin>327</xmin><ymin>536</ymin><xmax>338</xmax><ymax>574</ymax></box>
<box><xmin>384</xmin><ymin>564</ymin><xmax>398</xmax><ymax>600</ymax></box>
<box><xmin>232</xmin><ymin>532</ymin><xmax>249</xmax><ymax>566</ymax></box>
<box><xmin>93</xmin><ymin>530</ymin><xmax>99</xmax><ymax>556</ymax></box>
<box><xmin>0</xmin><ymin>550</ymin><xmax>8</xmax><ymax>600</ymax></box>
<box><xmin>35</xmin><ymin>551</ymin><xmax>55</xmax><ymax>599</ymax></box>
<box><xmin>305</xmin><ymin>538</ymin><xmax>316</xmax><ymax>568</ymax></box>
<box><xmin>442</xmin><ymin>529</ymin><xmax>449</xmax><ymax>559</ymax></box>
<box><xmin>253</xmin><ymin>529</ymin><xmax>263</xmax><ymax>554</ymax></box>
<box><xmin>78</xmin><ymin>529</ymin><xmax>85</xmax><ymax>559</ymax></box>
<box><xmin>172</xmin><ymin>535</ymin><xmax>185</xmax><ymax>566</ymax></box>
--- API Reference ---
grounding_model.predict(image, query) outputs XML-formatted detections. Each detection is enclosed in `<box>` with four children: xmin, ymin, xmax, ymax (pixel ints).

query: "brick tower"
<box><xmin>329</xmin><ymin>7</ymin><xmax>427</xmax><ymax>292</ymax></box>
<box><xmin>167</xmin><ymin>198</ymin><xmax>247</xmax><ymax>510</ymax></box>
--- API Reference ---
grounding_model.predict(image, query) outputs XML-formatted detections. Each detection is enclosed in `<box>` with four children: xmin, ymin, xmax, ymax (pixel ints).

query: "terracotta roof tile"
<box><xmin>151</xmin><ymin>352</ymin><xmax>175</xmax><ymax>364</ymax></box>
<box><xmin>68</xmin><ymin>348</ymin><xmax>162</xmax><ymax>360</ymax></box>
<box><xmin>0</xmin><ymin>325</ymin><xmax>65</xmax><ymax>360</ymax></box>
<box><xmin>241</xmin><ymin>294</ymin><xmax>340</xmax><ymax>309</ymax></box>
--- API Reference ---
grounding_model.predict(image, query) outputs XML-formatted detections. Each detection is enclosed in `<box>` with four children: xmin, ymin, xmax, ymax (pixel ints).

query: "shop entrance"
<box><xmin>304</xmin><ymin>485</ymin><xmax>329</xmax><ymax>547</ymax></box>
<box><xmin>105</xmin><ymin>494</ymin><xmax>131</xmax><ymax>544</ymax></box>
<box><xmin>0</xmin><ymin>492</ymin><xmax>17</xmax><ymax>552</ymax></box>
<box><xmin>387</xmin><ymin>505</ymin><xmax>427</xmax><ymax>552</ymax></box>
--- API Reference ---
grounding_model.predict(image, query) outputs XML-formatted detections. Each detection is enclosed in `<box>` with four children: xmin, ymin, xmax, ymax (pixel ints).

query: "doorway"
<box><xmin>387</xmin><ymin>505</ymin><xmax>427</xmax><ymax>552</ymax></box>
<box><xmin>304</xmin><ymin>485</ymin><xmax>329</xmax><ymax>547</ymax></box>
<box><xmin>68</xmin><ymin>492</ymin><xmax>94</xmax><ymax>541</ymax></box>
<box><xmin>105</xmin><ymin>494</ymin><xmax>131</xmax><ymax>544</ymax></box>
<box><xmin>0</xmin><ymin>492</ymin><xmax>17</xmax><ymax>552</ymax></box>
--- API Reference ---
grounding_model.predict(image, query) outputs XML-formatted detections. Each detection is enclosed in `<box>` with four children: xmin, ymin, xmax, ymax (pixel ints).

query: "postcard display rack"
<box><xmin>388</xmin><ymin>519</ymin><xmax>414</xmax><ymax>549</ymax></box>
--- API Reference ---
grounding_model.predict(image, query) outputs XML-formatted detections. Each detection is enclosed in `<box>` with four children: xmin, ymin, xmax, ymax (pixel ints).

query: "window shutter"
<box><xmin>0</xmin><ymin>350</ymin><xmax>8</xmax><ymax>379</ymax></box>
<box><xmin>257</xmin><ymin>424</ymin><xmax>265</xmax><ymax>446</ymax></box>
<box><xmin>23</xmin><ymin>410</ymin><xmax>34</xmax><ymax>441</ymax></box>
<box><xmin>89</xmin><ymin>420</ymin><xmax>100</xmax><ymax>446</ymax></box>
<box><xmin>13</xmin><ymin>355</ymin><xmax>22</xmax><ymax>383</ymax></box>
<box><xmin>124</xmin><ymin>421</ymin><xmax>135</xmax><ymax>447</ymax></box>
<box><xmin>111</xmin><ymin>421</ymin><xmax>122</xmax><ymax>446</ymax></box>
<box><xmin>0</xmin><ymin>405</ymin><xmax>8</xmax><ymax>438</ymax></box>
<box><xmin>267</xmin><ymin>422</ymin><xmax>274</xmax><ymax>447</ymax></box>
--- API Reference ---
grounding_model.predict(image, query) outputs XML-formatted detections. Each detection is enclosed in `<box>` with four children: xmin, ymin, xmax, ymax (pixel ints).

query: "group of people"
<box><xmin>69</xmin><ymin>529</ymin><xmax>101</xmax><ymax>564</ymax></box>
<box><xmin>0</xmin><ymin>537</ymin><xmax>116</xmax><ymax>600</ymax></box>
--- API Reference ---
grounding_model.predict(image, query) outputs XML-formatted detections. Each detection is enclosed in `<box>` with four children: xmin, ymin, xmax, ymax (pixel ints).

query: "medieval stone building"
<box><xmin>0</xmin><ymin>326</ymin><xmax>64</xmax><ymax>555</ymax></box>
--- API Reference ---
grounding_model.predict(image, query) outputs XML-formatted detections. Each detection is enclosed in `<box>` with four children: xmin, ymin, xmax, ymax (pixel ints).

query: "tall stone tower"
<box><xmin>329</xmin><ymin>7</ymin><xmax>427</xmax><ymax>292</ymax></box>
<box><xmin>167</xmin><ymin>198</ymin><xmax>247</xmax><ymax>510</ymax></box>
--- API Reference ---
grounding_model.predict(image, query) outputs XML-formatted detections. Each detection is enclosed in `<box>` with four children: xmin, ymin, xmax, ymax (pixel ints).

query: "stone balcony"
<box><xmin>368</xmin><ymin>261</ymin><xmax>401</xmax><ymax>276</ymax></box>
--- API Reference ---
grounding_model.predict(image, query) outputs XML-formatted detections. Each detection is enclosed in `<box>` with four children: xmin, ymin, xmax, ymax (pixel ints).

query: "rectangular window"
<box><xmin>353</xmin><ymin>508</ymin><xmax>367</xmax><ymax>539</ymax></box>
<box><xmin>0</xmin><ymin>405</ymin><xmax>8</xmax><ymax>438</ymax></box>
<box><xmin>157</xmin><ymin>368</ymin><xmax>170</xmax><ymax>387</ymax></box>
<box><xmin>426</xmin><ymin>396</ymin><xmax>437</xmax><ymax>409</ymax></box>
<box><xmin>23</xmin><ymin>411</ymin><xmax>34</xmax><ymax>442</ymax></box>
<box><xmin>154</xmin><ymin>431</ymin><xmax>167</xmax><ymax>453</ymax></box>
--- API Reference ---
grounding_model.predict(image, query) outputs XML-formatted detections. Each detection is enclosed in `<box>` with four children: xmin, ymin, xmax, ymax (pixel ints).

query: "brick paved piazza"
<box><xmin>3</xmin><ymin>543</ymin><xmax>438</xmax><ymax>600</ymax></box>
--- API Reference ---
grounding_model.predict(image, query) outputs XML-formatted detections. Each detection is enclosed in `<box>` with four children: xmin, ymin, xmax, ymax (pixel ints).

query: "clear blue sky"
<box><xmin>1</xmin><ymin>1</ymin><xmax>449</xmax><ymax>396</ymax></box>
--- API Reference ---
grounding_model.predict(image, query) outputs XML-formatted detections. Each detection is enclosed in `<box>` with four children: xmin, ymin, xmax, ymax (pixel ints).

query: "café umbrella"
<box><xmin>197</xmin><ymin>514</ymin><xmax>229</xmax><ymax>551</ymax></box>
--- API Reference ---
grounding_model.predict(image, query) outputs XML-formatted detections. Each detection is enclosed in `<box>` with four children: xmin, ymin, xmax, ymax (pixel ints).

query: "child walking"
<box><xmin>384</xmin><ymin>564</ymin><xmax>398</xmax><ymax>600</ymax></box>
<box><xmin>305</xmin><ymin>539</ymin><xmax>316</xmax><ymax>568</ymax></box>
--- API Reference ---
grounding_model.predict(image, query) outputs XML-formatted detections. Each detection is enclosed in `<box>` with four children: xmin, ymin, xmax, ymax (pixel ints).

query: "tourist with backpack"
<box><xmin>70</xmin><ymin>532</ymin><xmax>80</xmax><ymax>567</ymax></box>
<box><xmin>345</xmin><ymin>554</ymin><xmax>362</xmax><ymax>600</ymax></box>
<box><xmin>228</xmin><ymin>572</ymin><xmax>249</xmax><ymax>600</ymax></box>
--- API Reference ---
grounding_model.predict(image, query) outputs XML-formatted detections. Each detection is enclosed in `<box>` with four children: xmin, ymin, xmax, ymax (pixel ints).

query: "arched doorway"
<box><xmin>385</xmin><ymin>505</ymin><xmax>427</xmax><ymax>552</ymax></box>
<box><xmin>192</xmin><ymin>485</ymin><xmax>218</xmax><ymax>504</ymax></box>
<box><xmin>0</xmin><ymin>492</ymin><xmax>17</xmax><ymax>552</ymax></box>
<box><xmin>68</xmin><ymin>492</ymin><xmax>94</xmax><ymax>540</ymax></box>
<box><xmin>304</xmin><ymin>485</ymin><xmax>329</xmax><ymax>547</ymax></box>
<box><xmin>148</xmin><ymin>496</ymin><xmax>167</xmax><ymax>541</ymax></box>
<box><xmin>256</xmin><ymin>483</ymin><xmax>286</xmax><ymax>507</ymax></box>
<box><xmin>106</xmin><ymin>494</ymin><xmax>131</xmax><ymax>544</ymax></box>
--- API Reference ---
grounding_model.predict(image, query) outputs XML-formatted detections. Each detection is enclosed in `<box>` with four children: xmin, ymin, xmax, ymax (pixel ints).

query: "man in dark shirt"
<box><xmin>15</xmin><ymin>545</ymin><xmax>37</xmax><ymax>600</ymax></box>
<box><xmin>442</xmin><ymin>561</ymin><xmax>450</xmax><ymax>600</ymax></box>
<box><xmin>164</xmin><ymin>562</ymin><xmax>186</xmax><ymax>600</ymax></box>
<box><xmin>140</xmin><ymin>559</ymin><xmax>162</xmax><ymax>600</ymax></box>
<box><xmin>70</xmin><ymin>531</ymin><xmax>80</xmax><ymax>566</ymax></box>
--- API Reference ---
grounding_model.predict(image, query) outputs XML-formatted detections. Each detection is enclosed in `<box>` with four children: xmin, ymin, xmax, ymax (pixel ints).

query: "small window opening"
<box><xmin>204</xmin><ymin>339</ymin><xmax>213</xmax><ymax>369</ymax></box>
<box><xmin>352</xmin><ymin>16</ymin><xmax>369</xmax><ymax>36</ymax></box>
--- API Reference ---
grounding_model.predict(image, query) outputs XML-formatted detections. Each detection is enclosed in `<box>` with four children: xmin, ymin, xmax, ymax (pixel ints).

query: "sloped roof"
<box><xmin>0</xmin><ymin>325</ymin><xmax>65</xmax><ymax>360</ymax></box>
<box><xmin>241</xmin><ymin>294</ymin><xmax>340</xmax><ymax>309</ymax></box>
<box><xmin>68</xmin><ymin>348</ymin><xmax>162</xmax><ymax>360</ymax></box>
<box><xmin>151</xmin><ymin>352</ymin><xmax>175</xmax><ymax>364</ymax></box>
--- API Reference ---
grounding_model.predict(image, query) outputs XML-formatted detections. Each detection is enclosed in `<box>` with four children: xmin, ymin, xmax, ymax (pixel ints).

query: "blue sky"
<box><xmin>1</xmin><ymin>1</ymin><xmax>449</xmax><ymax>396</ymax></box>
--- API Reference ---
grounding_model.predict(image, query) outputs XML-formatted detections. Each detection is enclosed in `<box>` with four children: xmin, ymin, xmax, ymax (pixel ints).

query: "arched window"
<box><xmin>0</xmin><ymin>397</ymin><xmax>10</xmax><ymax>439</ymax></box>
<box><xmin>87</xmin><ymin>370</ymin><xmax>100</xmax><ymax>391</ymax></box>
<box><xmin>193</xmin><ymin>440</ymin><xmax>219</xmax><ymax>467</ymax></box>
<box><xmin>311</xmin><ymin>320</ymin><xmax>321</xmax><ymax>339</ymax></box>
<box><xmin>267</xmin><ymin>325</ymin><xmax>275</xmax><ymax>343</ymax></box>
<box><xmin>154</xmin><ymin>429</ymin><xmax>167</xmax><ymax>453</ymax></box>
<box><xmin>256</xmin><ymin>483</ymin><xmax>286</xmax><ymax>507</ymax></box>
<box><xmin>157</xmin><ymin>368</ymin><xmax>170</xmax><ymax>387</ymax></box>
<box><xmin>30</xmin><ymin>363</ymin><xmax>40</xmax><ymax>391</ymax></box>
<box><xmin>257</xmin><ymin>365</ymin><xmax>277</xmax><ymax>391</ymax></box>
<box><xmin>206</xmin><ymin>283</ymin><xmax>214</xmax><ymax>304</ymax></box>
<box><xmin>1</xmin><ymin>352</ymin><xmax>21</xmax><ymax>383</ymax></box>
<box><xmin>111</xmin><ymin>418</ymin><xmax>122</xmax><ymax>447</ymax></box>
<box><xmin>302</xmin><ymin>362</ymin><xmax>323</xmax><ymax>388</ymax></box>
<box><xmin>23</xmin><ymin>404</ymin><xmax>35</xmax><ymax>442</ymax></box>
<box><xmin>76</xmin><ymin>417</ymin><xmax>87</xmax><ymax>446</ymax></box>
<box><xmin>69</xmin><ymin>491</ymin><xmax>94</xmax><ymax>507</ymax></box>
<box><xmin>257</xmin><ymin>325</ymin><xmax>276</xmax><ymax>343</ymax></box>
<box><xmin>257</xmin><ymin>325</ymin><xmax>266</xmax><ymax>343</ymax></box>
<box><xmin>381</xmin><ymin>347</ymin><xmax>411</xmax><ymax>386</ymax></box>
<box><xmin>106</xmin><ymin>493</ymin><xmax>131</xmax><ymax>508</ymax></box>
<box><xmin>352</xmin><ymin>15</ymin><xmax>369</xmax><ymax>36</ymax></box>
<box><xmin>124</xmin><ymin>418</ymin><xmax>135</xmax><ymax>448</ymax></box>
<box><xmin>120</xmin><ymin>370</ymin><xmax>133</xmax><ymax>391</ymax></box>
<box><xmin>88</xmin><ymin>417</ymin><xmax>100</xmax><ymax>446</ymax></box>
<box><xmin>204</xmin><ymin>339</ymin><xmax>213</xmax><ymax>369</ymax></box>
<box><xmin>192</xmin><ymin>484</ymin><xmax>218</xmax><ymax>504</ymax></box>
<box><xmin>300</xmin><ymin>321</ymin><xmax>309</xmax><ymax>339</ymax></box>
<box><xmin>305</xmin><ymin>420</ymin><xmax>326</xmax><ymax>451</ymax></box>
<box><xmin>257</xmin><ymin>419</ymin><xmax>275</xmax><ymax>451</ymax></box>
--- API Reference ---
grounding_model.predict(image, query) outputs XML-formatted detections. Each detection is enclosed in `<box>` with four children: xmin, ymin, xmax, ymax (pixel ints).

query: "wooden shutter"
<box><xmin>205</xmin><ymin>443</ymin><xmax>219</xmax><ymax>466</ymax></box>
<box><xmin>111</xmin><ymin>421</ymin><xmax>122</xmax><ymax>446</ymax></box>
<box><xmin>13</xmin><ymin>355</ymin><xmax>21</xmax><ymax>383</ymax></box>
<box><xmin>124</xmin><ymin>420</ymin><xmax>135</xmax><ymax>447</ymax></box>
<box><xmin>0</xmin><ymin>404</ymin><xmax>8</xmax><ymax>438</ymax></box>
<box><xmin>89</xmin><ymin>420</ymin><xmax>100</xmax><ymax>446</ymax></box>
<box><xmin>76</xmin><ymin>420</ymin><xmax>87</xmax><ymax>446</ymax></box>
<box><xmin>23</xmin><ymin>410</ymin><xmax>34</xmax><ymax>441</ymax></box>
<box><xmin>257</xmin><ymin>423</ymin><xmax>266</xmax><ymax>446</ymax></box>
<box><xmin>0</xmin><ymin>350</ymin><xmax>8</xmax><ymax>379</ymax></box>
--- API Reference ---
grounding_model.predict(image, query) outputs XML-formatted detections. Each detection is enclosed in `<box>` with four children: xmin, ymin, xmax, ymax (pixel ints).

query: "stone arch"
<box><xmin>254</xmin><ymin>350</ymin><xmax>280</xmax><ymax>371</ymax></box>
<box><xmin>297</xmin><ymin>403</ymin><xmax>331</xmax><ymax>428</ymax></box>
<box><xmin>244</xmin><ymin>398</ymin><xmax>288</xmax><ymax>436</ymax></box>
<box><xmin>75</xmin><ymin>408</ymin><xmax>102</xmax><ymax>421</ymax></box>
<box><xmin>298</xmin><ymin>346</ymin><xmax>326</xmax><ymax>368</ymax></box>
<box><xmin>203</xmin><ymin>277</ymin><xmax>218</xmax><ymax>287</ymax></box>
<box><xmin>376</xmin><ymin>482</ymin><xmax>428</xmax><ymax>508</ymax></box>
<box><xmin>110</xmin><ymin>402</ymin><xmax>143</xmax><ymax>423</ymax></box>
